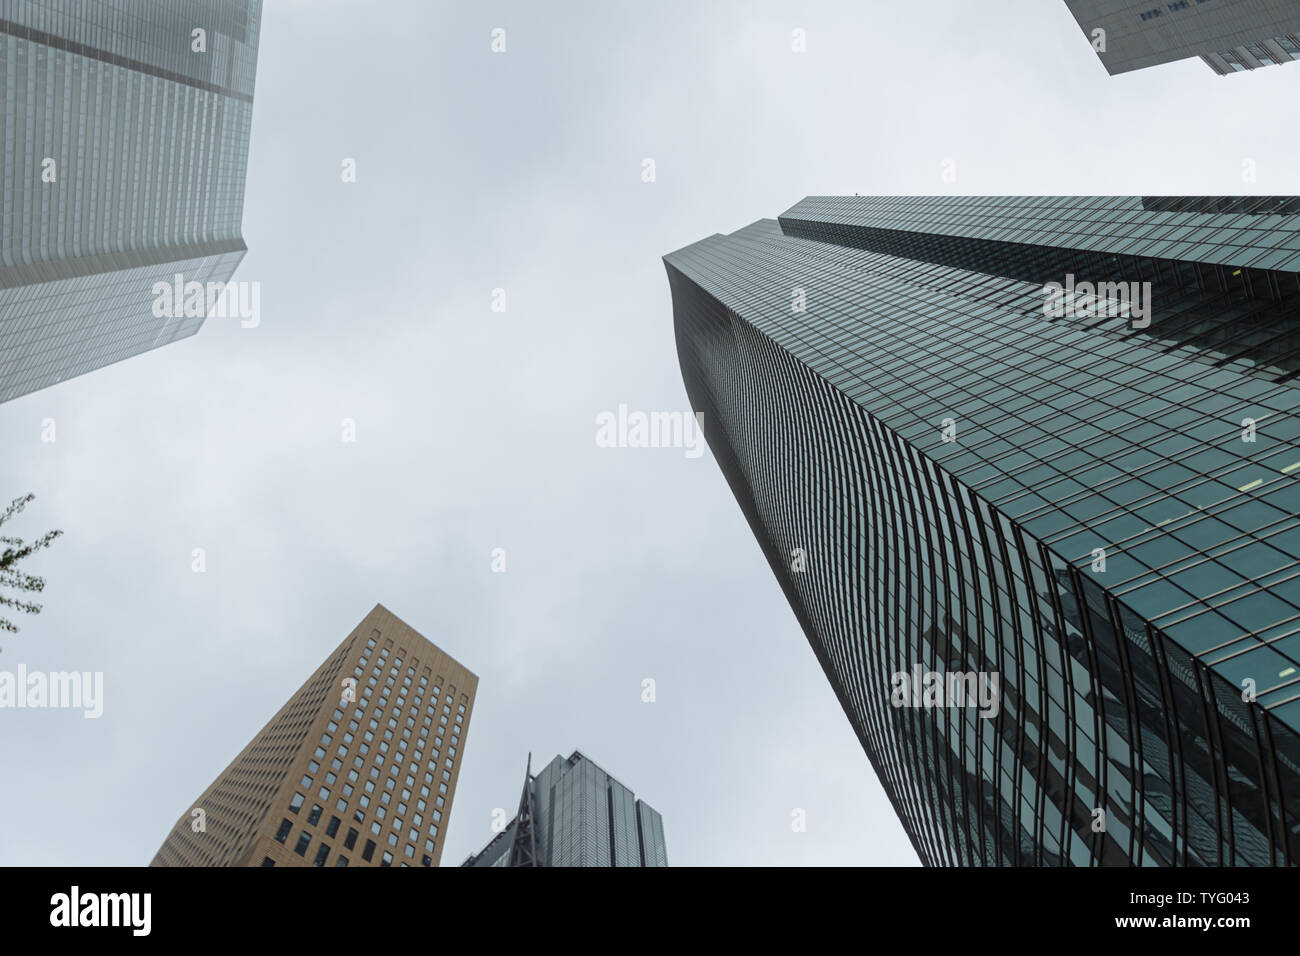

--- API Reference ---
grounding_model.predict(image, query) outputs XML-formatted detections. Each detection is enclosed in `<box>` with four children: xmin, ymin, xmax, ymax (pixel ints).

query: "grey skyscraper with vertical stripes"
<box><xmin>462</xmin><ymin>751</ymin><xmax>669</xmax><ymax>867</ymax></box>
<box><xmin>665</xmin><ymin>196</ymin><xmax>1300</xmax><ymax>866</ymax></box>
<box><xmin>0</xmin><ymin>0</ymin><xmax>262</xmax><ymax>403</ymax></box>
<box><xmin>1064</xmin><ymin>0</ymin><xmax>1300</xmax><ymax>75</ymax></box>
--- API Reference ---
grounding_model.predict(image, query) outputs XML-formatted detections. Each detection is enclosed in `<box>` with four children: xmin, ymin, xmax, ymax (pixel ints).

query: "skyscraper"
<box><xmin>151</xmin><ymin>604</ymin><xmax>477</xmax><ymax>867</ymax></box>
<box><xmin>0</xmin><ymin>0</ymin><xmax>262</xmax><ymax>403</ymax></box>
<box><xmin>462</xmin><ymin>751</ymin><xmax>668</xmax><ymax>867</ymax></box>
<box><xmin>1064</xmin><ymin>0</ymin><xmax>1300</xmax><ymax>75</ymax></box>
<box><xmin>664</xmin><ymin>196</ymin><xmax>1300</xmax><ymax>866</ymax></box>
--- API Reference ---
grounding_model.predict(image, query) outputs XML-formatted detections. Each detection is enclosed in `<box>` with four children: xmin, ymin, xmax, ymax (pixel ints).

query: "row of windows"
<box><xmin>274</xmin><ymin>811</ymin><xmax>436</xmax><ymax>867</ymax></box>
<box><xmin>665</xmin><ymin>201</ymin><xmax>1300</xmax><ymax>865</ymax></box>
<box><xmin>270</xmin><ymin>631</ymin><xmax>471</xmax><ymax>865</ymax></box>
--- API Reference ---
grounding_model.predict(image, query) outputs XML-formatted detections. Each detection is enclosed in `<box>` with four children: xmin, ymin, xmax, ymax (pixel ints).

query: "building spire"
<box><xmin>508</xmin><ymin>752</ymin><xmax>539</xmax><ymax>867</ymax></box>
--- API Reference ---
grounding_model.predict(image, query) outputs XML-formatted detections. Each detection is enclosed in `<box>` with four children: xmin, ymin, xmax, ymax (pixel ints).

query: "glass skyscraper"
<box><xmin>0</xmin><ymin>0</ymin><xmax>262</xmax><ymax>403</ymax></box>
<box><xmin>462</xmin><ymin>751</ymin><xmax>669</xmax><ymax>867</ymax></box>
<box><xmin>1064</xmin><ymin>0</ymin><xmax>1300</xmax><ymax>75</ymax></box>
<box><xmin>664</xmin><ymin>196</ymin><xmax>1300</xmax><ymax>866</ymax></box>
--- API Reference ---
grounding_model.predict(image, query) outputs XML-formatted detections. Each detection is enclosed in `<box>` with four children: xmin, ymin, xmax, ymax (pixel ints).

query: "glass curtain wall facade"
<box><xmin>462</xmin><ymin>751</ymin><xmax>669</xmax><ymax>867</ymax></box>
<box><xmin>0</xmin><ymin>0</ymin><xmax>262</xmax><ymax>402</ymax></box>
<box><xmin>664</xmin><ymin>196</ymin><xmax>1300</xmax><ymax>866</ymax></box>
<box><xmin>1063</xmin><ymin>0</ymin><xmax>1300</xmax><ymax>75</ymax></box>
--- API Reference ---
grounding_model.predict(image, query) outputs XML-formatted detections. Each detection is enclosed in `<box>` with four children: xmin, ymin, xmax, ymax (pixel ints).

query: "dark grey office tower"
<box><xmin>665</xmin><ymin>196</ymin><xmax>1300</xmax><ymax>866</ymax></box>
<box><xmin>1064</xmin><ymin>0</ymin><xmax>1300</xmax><ymax>75</ymax></box>
<box><xmin>462</xmin><ymin>752</ymin><xmax>669</xmax><ymax>867</ymax></box>
<box><xmin>0</xmin><ymin>1</ymin><xmax>262</xmax><ymax>403</ymax></box>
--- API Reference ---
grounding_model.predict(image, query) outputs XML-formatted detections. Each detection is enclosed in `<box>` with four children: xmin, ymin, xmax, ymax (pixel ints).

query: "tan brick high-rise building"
<box><xmin>151</xmin><ymin>604</ymin><xmax>477</xmax><ymax>867</ymax></box>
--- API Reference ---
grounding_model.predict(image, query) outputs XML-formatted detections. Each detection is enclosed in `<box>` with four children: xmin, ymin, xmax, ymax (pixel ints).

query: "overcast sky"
<box><xmin>3</xmin><ymin>0</ymin><xmax>1300</xmax><ymax>867</ymax></box>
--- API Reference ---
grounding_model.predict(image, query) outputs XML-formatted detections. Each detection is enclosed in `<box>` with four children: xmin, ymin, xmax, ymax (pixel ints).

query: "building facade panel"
<box><xmin>151</xmin><ymin>604</ymin><xmax>478</xmax><ymax>867</ymax></box>
<box><xmin>636</xmin><ymin>800</ymin><xmax>668</xmax><ymax>868</ymax></box>
<box><xmin>1064</xmin><ymin>0</ymin><xmax>1300</xmax><ymax>74</ymax></box>
<box><xmin>664</xmin><ymin>196</ymin><xmax>1300</xmax><ymax>865</ymax></box>
<box><xmin>463</xmin><ymin>751</ymin><xmax>669</xmax><ymax>867</ymax></box>
<box><xmin>0</xmin><ymin>0</ymin><xmax>261</xmax><ymax>403</ymax></box>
